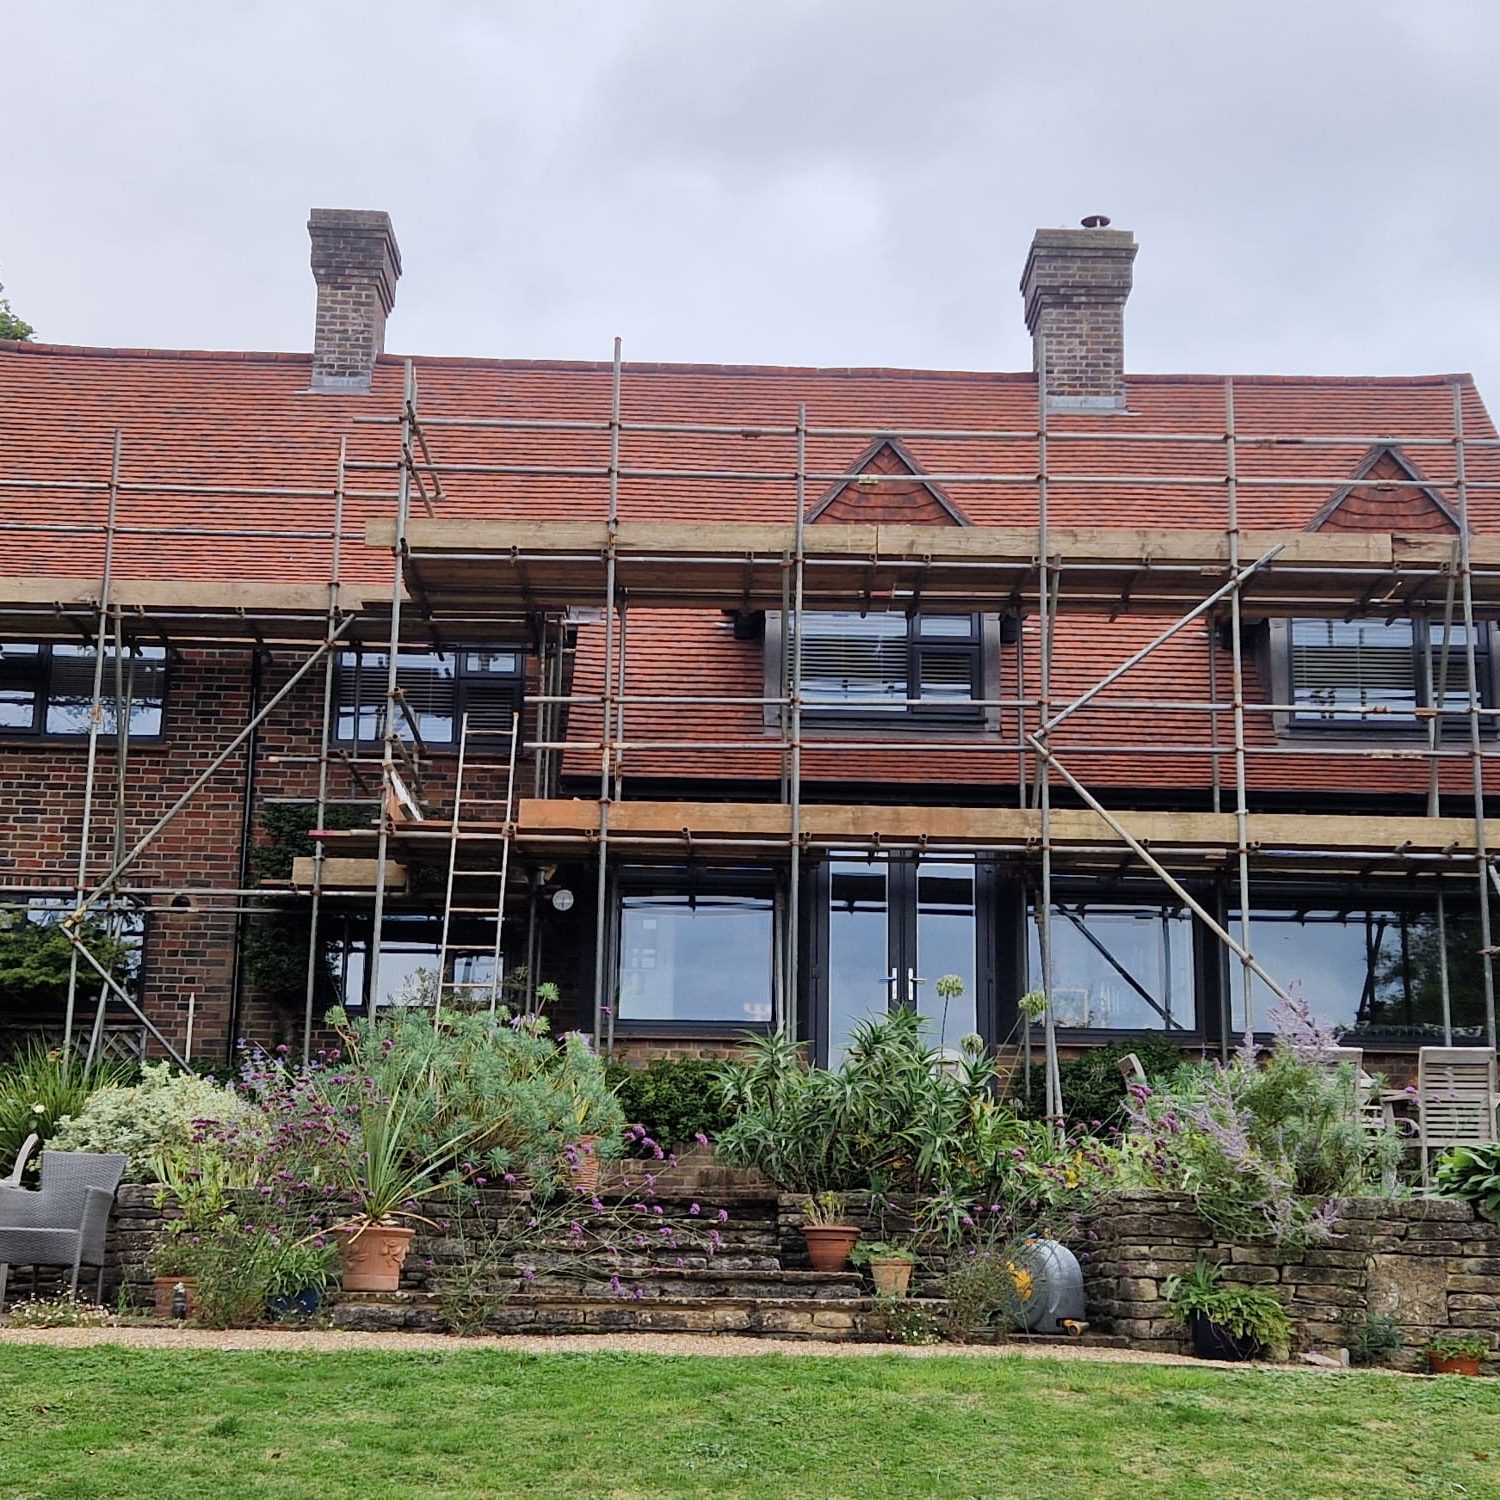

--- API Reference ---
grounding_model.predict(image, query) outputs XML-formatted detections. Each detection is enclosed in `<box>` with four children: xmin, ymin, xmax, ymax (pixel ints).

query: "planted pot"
<box><xmin>868</xmin><ymin>1257</ymin><xmax>914</xmax><ymax>1298</ymax></box>
<box><xmin>1428</xmin><ymin>1352</ymin><xmax>1483</xmax><ymax>1377</ymax></box>
<box><xmin>269</xmin><ymin>1287</ymin><xmax>323</xmax><ymax>1321</ymax></box>
<box><xmin>338</xmin><ymin>1222</ymin><xmax>416</xmax><ymax>1293</ymax></box>
<box><xmin>803</xmin><ymin>1224</ymin><xmax>860</xmax><ymax>1272</ymax></box>
<box><xmin>152</xmin><ymin>1276</ymin><xmax>197</xmax><ymax>1319</ymax></box>
<box><xmin>1188</xmin><ymin>1312</ymin><xmax>1260</xmax><ymax>1363</ymax></box>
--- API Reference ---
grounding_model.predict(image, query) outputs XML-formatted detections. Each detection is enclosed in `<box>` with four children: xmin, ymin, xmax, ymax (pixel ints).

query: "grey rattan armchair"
<box><xmin>0</xmin><ymin>1133</ymin><xmax>40</xmax><ymax>1189</ymax></box>
<box><xmin>0</xmin><ymin>1151</ymin><xmax>126</xmax><ymax>1309</ymax></box>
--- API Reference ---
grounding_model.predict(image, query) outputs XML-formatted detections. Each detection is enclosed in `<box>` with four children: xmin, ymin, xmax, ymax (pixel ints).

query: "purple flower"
<box><xmin>689</xmin><ymin>1203</ymin><xmax>700</xmax><ymax>1216</ymax></box>
<box><xmin>716</xmin><ymin>1209</ymin><xmax>729</xmax><ymax>1223</ymax></box>
<box><xmin>694</xmin><ymin>1132</ymin><xmax>710</xmax><ymax>1147</ymax></box>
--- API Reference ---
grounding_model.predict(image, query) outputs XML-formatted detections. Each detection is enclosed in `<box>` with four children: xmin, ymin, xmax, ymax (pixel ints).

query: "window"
<box><xmin>1027</xmin><ymin>899</ymin><xmax>1199</xmax><ymax>1032</ymax></box>
<box><xmin>1230</xmin><ymin>900</ymin><xmax>1487</xmax><ymax>1042</ymax></box>
<box><xmin>617</xmin><ymin>873</ymin><xmax>775</xmax><ymax>1027</ymax></box>
<box><xmin>792</xmin><ymin>612</ymin><xmax>982</xmax><ymax>716</ymax></box>
<box><xmin>1288</xmin><ymin>618</ymin><xmax>1490</xmax><ymax>729</ymax></box>
<box><xmin>327</xmin><ymin>911</ymin><xmax>501</xmax><ymax>1010</ymax></box>
<box><xmin>337</xmin><ymin>648</ymin><xmax>524</xmax><ymax>746</ymax></box>
<box><xmin>0</xmin><ymin>642</ymin><xmax>166</xmax><ymax>737</ymax></box>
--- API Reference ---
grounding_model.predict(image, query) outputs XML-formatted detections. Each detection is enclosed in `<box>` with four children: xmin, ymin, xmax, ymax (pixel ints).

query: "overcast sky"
<box><xmin>5</xmin><ymin>1</ymin><xmax>1499</xmax><ymax>399</ymax></box>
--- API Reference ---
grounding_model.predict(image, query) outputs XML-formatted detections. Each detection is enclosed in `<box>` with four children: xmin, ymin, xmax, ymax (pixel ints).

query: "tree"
<box><xmin>0</xmin><ymin>278</ymin><xmax>34</xmax><ymax>341</ymax></box>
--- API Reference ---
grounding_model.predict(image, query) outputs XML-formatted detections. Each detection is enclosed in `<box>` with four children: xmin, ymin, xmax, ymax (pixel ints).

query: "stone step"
<box><xmin>332</xmin><ymin>1290</ymin><xmax>878</xmax><ymax>1339</ymax></box>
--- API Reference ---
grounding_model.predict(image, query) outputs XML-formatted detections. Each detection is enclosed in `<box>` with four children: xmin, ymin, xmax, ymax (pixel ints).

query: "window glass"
<box><xmin>0</xmin><ymin>644</ymin><xmax>41</xmax><ymax>730</ymax></box>
<box><xmin>1028</xmin><ymin>901</ymin><xmax>1197</xmax><ymax>1031</ymax></box>
<box><xmin>915</xmin><ymin>859</ymin><xmax>977</xmax><ymax>1048</ymax></box>
<box><xmin>0</xmin><ymin>643</ymin><xmax>168</xmax><ymax>738</ymax></box>
<box><xmin>1231</xmin><ymin>904</ymin><xmax>1487</xmax><ymax>1042</ymax></box>
<box><xmin>827</xmin><ymin>858</ymin><xmax>891</xmax><ymax>1060</ymax></box>
<box><xmin>338</xmin><ymin>648</ymin><xmax>523</xmax><ymax>745</ymax></box>
<box><xmin>618</xmin><ymin>890</ymin><xmax>774</xmax><ymax>1026</ymax></box>
<box><xmin>332</xmin><ymin>912</ymin><xmax>500</xmax><ymax>1010</ymax></box>
<box><xmin>1290</xmin><ymin>618</ymin><xmax>1417</xmax><ymax>724</ymax></box>
<box><xmin>791</xmin><ymin>612</ymin><xmax>981</xmax><ymax>714</ymax></box>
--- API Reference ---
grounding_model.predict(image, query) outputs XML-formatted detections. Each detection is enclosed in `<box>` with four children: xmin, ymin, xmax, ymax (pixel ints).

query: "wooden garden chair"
<box><xmin>1414</xmin><ymin>1047</ymin><xmax>1500</xmax><ymax>1186</ymax></box>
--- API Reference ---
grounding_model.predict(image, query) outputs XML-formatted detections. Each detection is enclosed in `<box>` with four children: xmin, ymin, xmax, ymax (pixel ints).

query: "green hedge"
<box><xmin>606</xmin><ymin>1058</ymin><xmax>736</xmax><ymax>1151</ymax></box>
<box><xmin>1007</xmin><ymin>1036</ymin><xmax>1189</xmax><ymax>1130</ymax></box>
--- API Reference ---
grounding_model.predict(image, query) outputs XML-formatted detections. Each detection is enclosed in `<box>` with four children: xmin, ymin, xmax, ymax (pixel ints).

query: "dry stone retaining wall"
<box><xmin>1085</xmin><ymin>1187</ymin><xmax>1500</xmax><ymax>1370</ymax></box>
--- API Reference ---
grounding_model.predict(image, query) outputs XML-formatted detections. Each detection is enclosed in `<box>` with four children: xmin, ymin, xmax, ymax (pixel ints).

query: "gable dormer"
<box><xmin>810</xmin><ymin>437</ymin><xmax>969</xmax><ymax>527</ymax></box>
<box><xmin>1308</xmin><ymin>444</ymin><xmax>1459</xmax><ymax>534</ymax></box>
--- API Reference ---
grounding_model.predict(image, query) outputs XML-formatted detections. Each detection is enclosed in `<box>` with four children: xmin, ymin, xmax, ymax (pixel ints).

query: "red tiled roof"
<box><xmin>3</xmin><ymin>341</ymin><xmax>1497</xmax><ymax>801</ymax></box>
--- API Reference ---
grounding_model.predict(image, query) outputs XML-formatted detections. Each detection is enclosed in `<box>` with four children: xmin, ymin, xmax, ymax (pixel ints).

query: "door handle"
<box><xmin>885</xmin><ymin>968</ymin><xmax>900</xmax><ymax>1002</ymax></box>
<box><xmin>906</xmin><ymin>968</ymin><xmax>926</xmax><ymax>1003</ymax></box>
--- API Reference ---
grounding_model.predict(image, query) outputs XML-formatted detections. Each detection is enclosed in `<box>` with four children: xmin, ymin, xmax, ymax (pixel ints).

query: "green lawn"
<box><xmin>1</xmin><ymin>1347</ymin><xmax>1497</xmax><ymax>1499</ymax></box>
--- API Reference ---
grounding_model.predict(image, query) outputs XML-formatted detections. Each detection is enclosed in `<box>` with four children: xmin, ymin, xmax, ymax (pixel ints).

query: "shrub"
<box><xmin>1119</xmin><ymin>997</ymin><xmax>1405</xmax><ymax>1247</ymax></box>
<box><xmin>49</xmin><ymin>1062</ymin><xmax>255</xmax><ymax>1179</ymax></box>
<box><xmin>940</xmin><ymin>1217</ymin><xmax>1037</xmax><ymax>1342</ymax></box>
<box><xmin>1343</xmin><ymin>1311</ymin><xmax>1402</xmax><ymax>1367</ymax></box>
<box><xmin>606</xmin><ymin>1058</ymin><xmax>734</xmax><ymax>1151</ymax></box>
<box><xmin>1434</xmin><ymin>1144</ymin><xmax>1500</xmax><ymax>1217</ymax></box>
<box><xmin>1007</xmin><ymin>1036</ymin><xmax>1188</xmax><ymax>1130</ymax></box>
<box><xmin>0</xmin><ymin>1043</ymin><xmax>133</xmax><ymax>1181</ymax></box>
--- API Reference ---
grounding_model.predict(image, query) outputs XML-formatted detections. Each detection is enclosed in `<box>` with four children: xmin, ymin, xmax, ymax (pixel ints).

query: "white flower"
<box><xmin>31</xmin><ymin>1103</ymin><xmax>44</xmax><ymax>1115</ymax></box>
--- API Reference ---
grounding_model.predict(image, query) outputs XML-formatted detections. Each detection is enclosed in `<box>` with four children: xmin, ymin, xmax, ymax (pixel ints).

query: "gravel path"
<box><xmin>0</xmin><ymin>1324</ymin><xmax>1288</xmax><ymax>1368</ymax></box>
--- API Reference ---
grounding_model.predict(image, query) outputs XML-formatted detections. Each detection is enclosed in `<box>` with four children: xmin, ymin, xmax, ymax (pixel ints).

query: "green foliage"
<box><xmin>189</xmin><ymin>1218</ymin><xmax>339</xmax><ymax>1330</ymax></box>
<box><xmin>1424</xmin><ymin>1333</ymin><xmax>1488</xmax><ymax>1361</ymax></box>
<box><xmin>873</xmin><ymin>1293</ymin><xmax>943</xmax><ymax>1345</ymax></box>
<box><xmin>48</xmin><ymin>1062</ymin><xmax>255</xmax><ymax>1179</ymax></box>
<box><xmin>0</xmin><ymin>279</ymin><xmax>33</xmax><ymax>342</ymax></box>
<box><xmin>605</xmin><ymin>1058</ymin><xmax>734</xmax><ymax>1150</ymax></box>
<box><xmin>249</xmin><ymin>801</ymin><xmax>375</xmax><ymax>883</ymax></box>
<box><xmin>1435</xmin><ymin>1144</ymin><xmax>1500</xmax><ymax>1217</ymax></box>
<box><xmin>324</xmin><ymin>1007</ymin><xmax>625</xmax><ymax>1195</ymax></box>
<box><xmin>716</xmin><ymin>1011</ymin><xmax>1113</xmax><ymax>1239</ymax></box>
<box><xmin>941</xmin><ymin>1237</ymin><xmax>1035</xmax><ymax>1342</ymax></box>
<box><xmin>1008</xmin><ymin>1035</ymin><xmax>1187</xmax><ymax>1129</ymax></box>
<box><xmin>0</xmin><ymin>909</ymin><xmax>135</xmax><ymax>1011</ymax></box>
<box><xmin>1342</xmin><ymin>1311</ymin><xmax>1402</xmax><ymax>1367</ymax></box>
<box><xmin>850</xmin><ymin>1241</ymin><xmax>916</xmax><ymax>1265</ymax></box>
<box><xmin>1162</xmin><ymin>1256</ymin><xmax>1293</xmax><ymax>1354</ymax></box>
<box><xmin>1120</xmin><ymin>1005</ymin><xmax>1406</xmax><ymax>1247</ymax></box>
<box><xmin>0</xmin><ymin>1043</ymin><xmax>133</xmax><ymax>1179</ymax></box>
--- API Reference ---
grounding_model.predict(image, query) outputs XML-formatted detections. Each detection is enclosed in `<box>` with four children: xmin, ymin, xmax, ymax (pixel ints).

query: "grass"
<box><xmin>0</xmin><ymin>1346</ymin><xmax>1497</xmax><ymax>1499</ymax></box>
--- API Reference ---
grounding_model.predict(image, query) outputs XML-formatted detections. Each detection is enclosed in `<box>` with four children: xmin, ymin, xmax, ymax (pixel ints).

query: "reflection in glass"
<box><xmin>828</xmin><ymin>858</ymin><xmax>891</xmax><ymax>1061</ymax></box>
<box><xmin>916</xmin><ymin>860</ymin><xmax>976</xmax><ymax>1048</ymax></box>
<box><xmin>618</xmin><ymin>893</ymin><xmax>773</xmax><ymax>1025</ymax></box>
<box><xmin>1029</xmin><ymin>902</ymin><xmax>1196</xmax><ymax>1031</ymax></box>
<box><xmin>1231</xmin><ymin>905</ymin><xmax>1487</xmax><ymax>1042</ymax></box>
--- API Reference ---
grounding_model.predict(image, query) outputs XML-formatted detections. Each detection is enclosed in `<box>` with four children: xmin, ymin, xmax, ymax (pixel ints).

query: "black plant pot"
<box><xmin>1188</xmin><ymin>1312</ymin><xmax>1261</xmax><ymax>1362</ymax></box>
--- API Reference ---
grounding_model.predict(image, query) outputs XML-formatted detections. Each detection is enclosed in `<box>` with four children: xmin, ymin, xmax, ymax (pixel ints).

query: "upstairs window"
<box><xmin>0</xmin><ymin>642</ymin><xmax>166</xmax><ymax>738</ymax></box>
<box><xmin>792</xmin><ymin>612</ymin><xmax>983</xmax><ymax>717</ymax></box>
<box><xmin>337</xmin><ymin>648</ymin><xmax>524</xmax><ymax>746</ymax></box>
<box><xmin>1289</xmin><ymin>618</ymin><xmax>1491</xmax><ymax>730</ymax></box>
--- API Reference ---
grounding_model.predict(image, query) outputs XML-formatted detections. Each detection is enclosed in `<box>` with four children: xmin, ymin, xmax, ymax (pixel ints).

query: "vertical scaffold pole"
<box><xmin>64</xmin><ymin>430</ymin><xmax>122</xmax><ymax>1057</ymax></box>
<box><xmin>1225</xmin><ymin>379</ymin><xmax>1254</xmax><ymax>1049</ymax></box>
<box><xmin>1451</xmin><ymin>381</ymin><xmax>1496</xmax><ymax>1049</ymax></box>
<box><xmin>367</xmin><ymin>363</ymin><xmax>417</xmax><ymax>1018</ymax></box>
<box><xmin>591</xmin><ymin>338</ymin><xmax>622</xmax><ymax>1050</ymax></box>
<box><xmin>786</xmin><ymin>404</ymin><xmax>807</xmax><ymax>1045</ymax></box>
<box><xmin>1035</xmin><ymin>362</ymin><xmax>1061</xmax><ymax>1129</ymax></box>
<box><xmin>303</xmin><ymin>438</ymin><xmax>345</xmax><ymax>1061</ymax></box>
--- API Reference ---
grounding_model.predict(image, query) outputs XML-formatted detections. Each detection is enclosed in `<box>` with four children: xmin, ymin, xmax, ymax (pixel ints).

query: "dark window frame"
<box><xmin>611</xmin><ymin>866</ymin><xmax>780</xmax><ymax>1035</ymax></box>
<box><xmin>763</xmin><ymin>611</ymin><xmax>999</xmax><ymax>731</ymax></box>
<box><xmin>335</xmin><ymin>646</ymin><xmax>526</xmax><ymax>749</ymax></box>
<box><xmin>0</xmin><ymin>640</ymin><xmax>168</xmax><ymax>741</ymax></box>
<box><xmin>1277</xmin><ymin>616</ymin><xmax>1496</xmax><ymax>736</ymax></box>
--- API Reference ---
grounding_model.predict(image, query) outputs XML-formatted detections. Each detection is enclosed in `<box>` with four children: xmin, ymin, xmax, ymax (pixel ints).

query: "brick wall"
<box><xmin>1084</xmin><ymin>1186</ymin><xmax>1500</xmax><ymax>1369</ymax></box>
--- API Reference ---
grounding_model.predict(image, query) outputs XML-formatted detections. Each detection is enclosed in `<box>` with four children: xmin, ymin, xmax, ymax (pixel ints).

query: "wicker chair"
<box><xmin>1414</xmin><ymin>1048</ymin><xmax>1500</xmax><ymax>1186</ymax></box>
<box><xmin>0</xmin><ymin>1151</ymin><xmax>126</xmax><ymax>1309</ymax></box>
<box><xmin>0</xmin><ymin>1133</ymin><xmax>40</xmax><ymax>1189</ymax></box>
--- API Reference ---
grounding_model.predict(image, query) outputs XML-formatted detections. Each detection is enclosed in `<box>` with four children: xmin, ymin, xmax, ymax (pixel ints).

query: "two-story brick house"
<box><xmin>2</xmin><ymin>209</ymin><xmax>1497</xmax><ymax>1081</ymax></box>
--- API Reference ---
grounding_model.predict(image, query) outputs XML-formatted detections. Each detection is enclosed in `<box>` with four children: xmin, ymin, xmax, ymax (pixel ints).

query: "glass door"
<box><xmin>824</xmin><ymin>854</ymin><xmax>979</xmax><ymax>1062</ymax></box>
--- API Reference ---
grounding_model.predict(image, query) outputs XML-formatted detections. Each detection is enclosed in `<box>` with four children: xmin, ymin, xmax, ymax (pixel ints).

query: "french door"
<box><xmin>823</xmin><ymin>853</ymin><xmax>980</xmax><ymax>1062</ymax></box>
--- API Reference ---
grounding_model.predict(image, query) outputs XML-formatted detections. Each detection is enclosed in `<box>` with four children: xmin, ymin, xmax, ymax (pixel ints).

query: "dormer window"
<box><xmin>795</xmin><ymin>611</ymin><xmax>983</xmax><ymax>717</ymax></box>
<box><xmin>1287</xmin><ymin>618</ymin><xmax>1492</xmax><ymax>731</ymax></box>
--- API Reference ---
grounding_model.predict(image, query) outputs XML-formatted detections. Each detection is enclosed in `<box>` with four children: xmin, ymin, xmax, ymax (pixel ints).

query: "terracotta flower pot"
<box><xmin>1428</xmin><ymin>1352</ymin><xmax>1483</xmax><ymax>1377</ymax></box>
<box><xmin>868</xmin><ymin>1257</ymin><xmax>914</xmax><ymax>1298</ymax></box>
<box><xmin>338</xmin><ymin>1222</ymin><xmax>416</xmax><ymax>1292</ymax></box>
<box><xmin>803</xmin><ymin>1224</ymin><xmax>860</xmax><ymax>1272</ymax></box>
<box><xmin>152</xmin><ymin>1276</ymin><xmax>197</xmax><ymax>1319</ymax></box>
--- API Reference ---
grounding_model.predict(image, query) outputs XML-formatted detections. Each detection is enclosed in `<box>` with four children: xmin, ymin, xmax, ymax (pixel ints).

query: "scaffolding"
<box><xmin>2</xmin><ymin>348</ymin><xmax>1499</xmax><ymax>1086</ymax></box>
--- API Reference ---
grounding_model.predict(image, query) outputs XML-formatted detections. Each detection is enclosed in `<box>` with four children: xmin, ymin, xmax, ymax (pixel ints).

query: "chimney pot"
<box><xmin>1019</xmin><ymin>221</ymin><xmax>1137</xmax><ymax>409</ymax></box>
<box><xmin>308</xmin><ymin>209</ymin><xmax>402</xmax><ymax>394</ymax></box>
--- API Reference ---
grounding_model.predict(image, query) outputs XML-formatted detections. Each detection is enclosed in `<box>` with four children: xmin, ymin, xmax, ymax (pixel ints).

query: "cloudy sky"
<box><xmin>5</xmin><ymin>1</ymin><xmax>1499</xmax><ymax>398</ymax></box>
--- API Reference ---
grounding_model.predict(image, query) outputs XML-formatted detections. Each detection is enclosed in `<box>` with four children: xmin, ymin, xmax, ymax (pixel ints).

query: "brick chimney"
<box><xmin>1020</xmin><ymin>217</ymin><xmax>1136</xmax><ymax>409</ymax></box>
<box><xmin>307</xmin><ymin>209</ymin><xmax>401</xmax><ymax>393</ymax></box>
